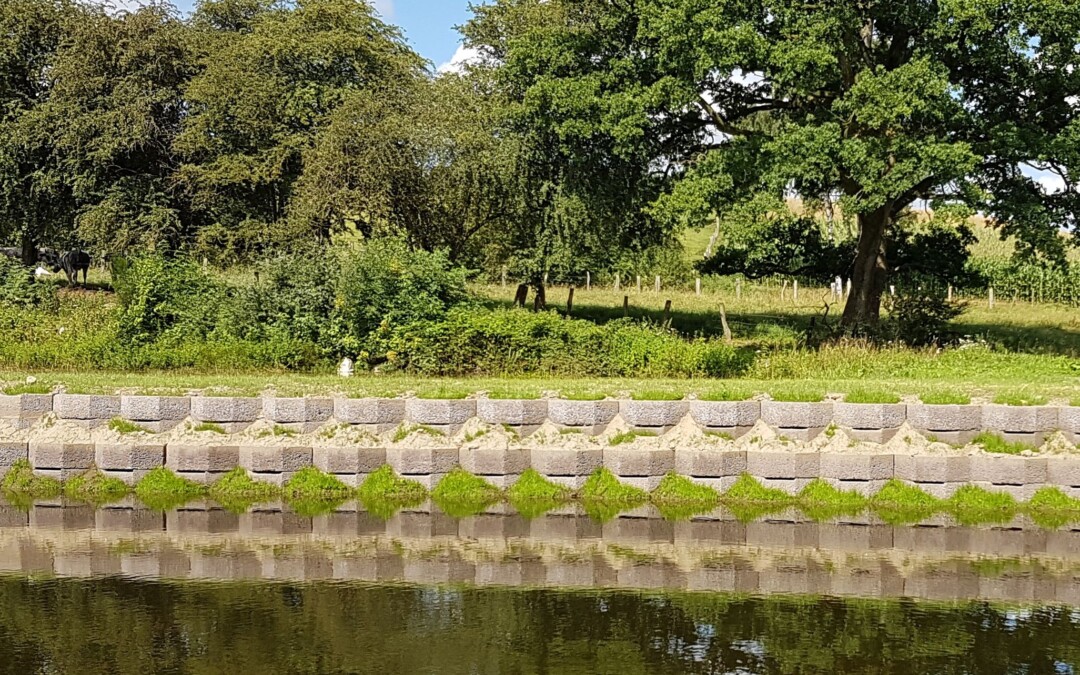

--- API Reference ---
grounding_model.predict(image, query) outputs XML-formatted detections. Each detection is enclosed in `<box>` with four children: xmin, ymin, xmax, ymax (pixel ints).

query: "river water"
<box><xmin>0</xmin><ymin>500</ymin><xmax>1078</xmax><ymax>673</ymax></box>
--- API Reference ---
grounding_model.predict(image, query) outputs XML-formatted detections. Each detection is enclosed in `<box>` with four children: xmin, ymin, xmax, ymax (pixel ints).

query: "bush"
<box><xmin>882</xmin><ymin>286</ymin><xmax>966</xmax><ymax>347</ymax></box>
<box><xmin>112</xmin><ymin>255</ymin><xmax>225</xmax><ymax>345</ymax></box>
<box><xmin>381</xmin><ymin>307</ymin><xmax>752</xmax><ymax>377</ymax></box>
<box><xmin>0</xmin><ymin>256</ymin><xmax>56</xmax><ymax>310</ymax></box>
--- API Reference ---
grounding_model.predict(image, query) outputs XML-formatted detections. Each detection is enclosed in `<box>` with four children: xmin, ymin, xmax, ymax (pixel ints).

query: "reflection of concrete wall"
<box><xmin>4</xmin><ymin>395</ymin><xmax>1080</xmax><ymax>495</ymax></box>
<box><xmin>2</xmin><ymin>503</ymin><xmax>1080</xmax><ymax>605</ymax></box>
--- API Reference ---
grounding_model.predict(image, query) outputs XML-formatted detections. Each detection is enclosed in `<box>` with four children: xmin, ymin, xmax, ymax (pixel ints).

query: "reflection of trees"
<box><xmin>0</xmin><ymin>578</ymin><xmax>1076</xmax><ymax>674</ymax></box>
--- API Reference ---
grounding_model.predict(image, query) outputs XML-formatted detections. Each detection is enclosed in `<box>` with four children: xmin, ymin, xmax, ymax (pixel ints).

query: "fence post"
<box><xmin>845</xmin><ymin>278</ymin><xmax>852</xmax><ymax>298</ymax></box>
<box><xmin>736</xmin><ymin>278</ymin><xmax>742</xmax><ymax>300</ymax></box>
<box><xmin>623</xmin><ymin>295</ymin><xmax>629</xmax><ymax>317</ymax></box>
<box><xmin>567</xmin><ymin>286</ymin><xmax>575</xmax><ymax>314</ymax></box>
<box><xmin>947</xmin><ymin>285</ymin><xmax>953</xmax><ymax>302</ymax></box>
<box><xmin>636</xmin><ymin>275</ymin><xmax>642</xmax><ymax>293</ymax></box>
<box><xmin>989</xmin><ymin>287</ymin><xmax>995</xmax><ymax>309</ymax></box>
<box><xmin>586</xmin><ymin>271</ymin><xmax>591</xmax><ymax>291</ymax></box>
<box><xmin>663</xmin><ymin>299</ymin><xmax>672</xmax><ymax>326</ymax></box>
<box><xmin>696</xmin><ymin>277</ymin><xmax>702</xmax><ymax>296</ymax></box>
<box><xmin>793</xmin><ymin>280</ymin><xmax>798</xmax><ymax>302</ymax></box>
<box><xmin>501</xmin><ymin>266</ymin><xmax>507</xmax><ymax>288</ymax></box>
<box><xmin>781</xmin><ymin>279</ymin><xmax>788</xmax><ymax>301</ymax></box>
<box><xmin>614</xmin><ymin>273</ymin><xmax>621</xmax><ymax>291</ymax></box>
<box><xmin>655</xmin><ymin>275</ymin><xmax>661</xmax><ymax>293</ymax></box>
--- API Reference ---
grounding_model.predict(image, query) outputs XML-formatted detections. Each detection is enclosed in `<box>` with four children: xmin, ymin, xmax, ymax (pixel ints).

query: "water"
<box><xmin>1</xmin><ymin>502</ymin><xmax>1079</xmax><ymax>673</ymax></box>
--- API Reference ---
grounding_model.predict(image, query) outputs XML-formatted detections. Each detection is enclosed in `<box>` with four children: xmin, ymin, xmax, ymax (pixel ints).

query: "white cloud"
<box><xmin>369</xmin><ymin>0</ymin><xmax>394</xmax><ymax>20</ymax></box>
<box><xmin>438</xmin><ymin>44</ymin><xmax>481</xmax><ymax>74</ymax></box>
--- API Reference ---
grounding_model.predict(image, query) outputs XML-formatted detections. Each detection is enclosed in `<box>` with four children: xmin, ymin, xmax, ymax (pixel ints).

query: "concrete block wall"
<box><xmin>4</xmin><ymin>394</ymin><xmax>1080</xmax><ymax>496</ymax></box>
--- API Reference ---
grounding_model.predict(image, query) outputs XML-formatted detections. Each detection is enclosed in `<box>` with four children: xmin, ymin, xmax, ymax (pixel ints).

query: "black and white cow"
<box><xmin>41</xmin><ymin>249</ymin><xmax>91</xmax><ymax>286</ymax></box>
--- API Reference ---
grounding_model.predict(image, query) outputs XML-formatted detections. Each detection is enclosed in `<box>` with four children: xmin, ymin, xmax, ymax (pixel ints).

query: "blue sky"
<box><xmin>167</xmin><ymin>0</ymin><xmax>474</xmax><ymax>70</ymax></box>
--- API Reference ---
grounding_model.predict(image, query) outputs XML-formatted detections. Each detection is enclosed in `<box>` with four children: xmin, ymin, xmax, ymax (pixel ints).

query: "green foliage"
<box><xmin>608</xmin><ymin>430</ymin><xmax>654</xmax><ymax>446</ymax></box>
<box><xmin>134</xmin><ymin>467</ymin><xmax>206</xmax><ymax>510</ymax></box>
<box><xmin>870</xmin><ymin>479</ymin><xmax>942</xmax><ymax>525</ymax></box>
<box><xmin>283</xmin><ymin>467</ymin><xmax>351</xmax><ymax>500</ymax></box>
<box><xmin>844</xmin><ymin>390</ymin><xmax>901</xmax><ymax>405</ymax></box>
<box><xmin>652</xmin><ymin>474</ymin><xmax>720</xmax><ymax>507</ymax></box>
<box><xmin>193</xmin><ymin>422</ymin><xmax>226</xmax><ymax>434</ymax></box>
<box><xmin>0</xmin><ymin>257</ymin><xmax>56</xmax><ymax>309</ymax></box>
<box><xmin>208</xmin><ymin>468</ymin><xmax>279</xmax><ymax>512</ymax></box>
<box><xmin>1</xmin><ymin>459</ymin><xmax>61</xmax><ymax>498</ymax></box>
<box><xmin>431</xmin><ymin>468</ymin><xmax>502</xmax><ymax>517</ymax></box>
<box><xmin>108</xmin><ymin>418</ymin><xmax>148</xmax><ymax>435</ymax></box>
<box><xmin>700</xmin><ymin>217</ymin><xmax>854</xmax><ymax>284</ymax></box>
<box><xmin>881</xmin><ymin>285</ymin><xmax>966</xmax><ymax>347</ymax></box>
<box><xmin>723</xmin><ymin>474</ymin><xmax>792</xmax><ymax>504</ymax></box>
<box><xmin>797</xmin><ymin>479</ymin><xmax>868</xmax><ymax>520</ymax></box>
<box><xmin>112</xmin><ymin>255</ymin><xmax>224</xmax><ymax>345</ymax></box>
<box><xmin>358</xmin><ymin>466</ymin><xmax>427</xmax><ymax>509</ymax></box>
<box><xmin>992</xmin><ymin>392</ymin><xmax>1048</xmax><ymax>407</ymax></box>
<box><xmin>920</xmin><ymin>392</ymin><xmax>972</xmax><ymax>405</ymax></box>
<box><xmin>64</xmin><ymin>470</ymin><xmax>130</xmax><ymax>505</ymax></box>
<box><xmin>972</xmin><ymin>432</ymin><xmax>1033</xmax><ymax>455</ymax></box>
<box><xmin>507</xmin><ymin>469</ymin><xmax>570</xmax><ymax>515</ymax></box>
<box><xmin>947</xmin><ymin>485</ymin><xmax>1018</xmax><ymax>526</ymax></box>
<box><xmin>580</xmin><ymin>469</ymin><xmax>648</xmax><ymax>506</ymax></box>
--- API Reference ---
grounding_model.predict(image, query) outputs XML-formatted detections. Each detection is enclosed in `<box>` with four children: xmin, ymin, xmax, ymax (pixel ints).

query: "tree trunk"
<box><xmin>20</xmin><ymin>232</ymin><xmax>36</xmax><ymax>266</ymax></box>
<box><xmin>841</xmin><ymin>206</ymin><xmax>891</xmax><ymax>327</ymax></box>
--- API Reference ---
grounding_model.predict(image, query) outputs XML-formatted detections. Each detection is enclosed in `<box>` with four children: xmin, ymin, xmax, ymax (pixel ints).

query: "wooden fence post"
<box><xmin>947</xmin><ymin>285</ymin><xmax>953</xmax><ymax>302</ymax></box>
<box><xmin>793</xmin><ymin>280</ymin><xmax>798</xmax><ymax>302</ymax></box>
<box><xmin>989</xmin><ymin>287</ymin><xmax>995</xmax><ymax>309</ymax></box>
<box><xmin>655</xmin><ymin>275</ymin><xmax>661</xmax><ymax>293</ymax></box>
<box><xmin>719</xmin><ymin>304</ymin><xmax>733</xmax><ymax>343</ymax></box>
<box><xmin>663</xmin><ymin>299</ymin><xmax>672</xmax><ymax>326</ymax></box>
<box><xmin>513</xmin><ymin>284</ymin><xmax>529</xmax><ymax>308</ymax></box>
<box><xmin>614</xmin><ymin>273</ymin><xmax>621</xmax><ymax>291</ymax></box>
<box><xmin>636</xmin><ymin>275</ymin><xmax>642</xmax><ymax>293</ymax></box>
<box><xmin>623</xmin><ymin>295</ymin><xmax>629</xmax><ymax>317</ymax></box>
<box><xmin>567</xmin><ymin>286</ymin><xmax>575</xmax><ymax>314</ymax></box>
<box><xmin>736</xmin><ymin>278</ymin><xmax>742</xmax><ymax>300</ymax></box>
<box><xmin>695</xmin><ymin>278</ymin><xmax>702</xmax><ymax>296</ymax></box>
<box><xmin>781</xmin><ymin>279</ymin><xmax>788</xmax><ymax>300</ymax></box>
<box><xmin>586</xmin><ymin>272</ymin><xmax>591</xmax><ymax>291</ymax></box>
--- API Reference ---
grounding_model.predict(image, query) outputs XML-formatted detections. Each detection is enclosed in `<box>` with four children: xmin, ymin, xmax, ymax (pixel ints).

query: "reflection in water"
<box><xmin>0</xmin><ymin>577</ymin><xmax>1078</xmax><ymax>674</ymax></box>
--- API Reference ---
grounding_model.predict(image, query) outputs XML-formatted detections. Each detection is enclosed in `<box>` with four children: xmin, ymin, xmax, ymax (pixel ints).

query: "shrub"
<box><xmin>881</xmin><ymin>284</ymin><xmax>966</xmax><ymax>347</ymax></box>
<box><xmin>112</xmin><ymin>255</ymin><xmax>224</xmax><ymax>345</ymax></box>
<box><xmin>0</xmin><ymin>256</ymin><xmax>56</xmax><ymax>310</ymax></box>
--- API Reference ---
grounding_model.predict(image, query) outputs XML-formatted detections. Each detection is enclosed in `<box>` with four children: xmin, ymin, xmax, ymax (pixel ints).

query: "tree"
<box><xmin>463</xmin><ymin>0</ymin><xmax>1080</xmax><ymax>326</ymax></box>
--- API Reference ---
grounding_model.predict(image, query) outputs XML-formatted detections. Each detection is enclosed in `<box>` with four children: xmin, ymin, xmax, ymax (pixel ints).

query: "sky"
<box><xmin>166</xmin><ymin>0</ymin><xmax>474</xmax><ymax>71</ymax></box>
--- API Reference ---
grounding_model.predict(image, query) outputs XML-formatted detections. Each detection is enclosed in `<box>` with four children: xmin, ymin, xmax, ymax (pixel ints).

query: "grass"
<box><xmin>844</xmin><ymin>390</ymin><xmax>902</xmax><ymax>405</ymax></box>
<box><xmin>579</xmin><ymin>468</ymin><xmax>648</xmax><ymax>521</ymax></box>
<box><xmin>1</xmin><ymin>460</ymin><xmax>61</xmax><ymax>499</ymax></box>
<box><xmin>1026</xmin><ymin>487</ymin><xmax>1080</xmax><ymax>528</ymax></box>
<box><xmin>870</xmin><ymin>479</ymin><xmax>942</xmax><ymax>525</ymax></box>
<box><xmin>256</xmin><ymin>424</ymin><xmax>297</xmax><ymax>439</ymax></box>
<box><xmin>947</xmin><ymin>485</ymin><xmax>1018</xmax><ymax>525</ymax></box>
<box><xmin>2</xmin><ymin>382</ymin><xmax>52</xmax><ymax>395</ymax></box>
<box><xmin>652</xmin><ymin>473</ymin><xmax>720</xmax><ymax>520</ymax></box>
<box><xmin>64</xmin><ymin>469</ymin><xmax>130</xmax><ymax>504</ymax></box>
<box><xmin>992</xmin><ymin>392</ymin><xmax>1049</xmax><ymax>407</ymax></box>
<box><xmin>207</xmin><ymin>468</ymin><xmax>279</xmax><ymax>512</ymax></box>
<box><xmin>134</xmin><ymin>467</ymin><xmax>206</xmax><ymax>511</ymax></box>
<box><xmin>608</xmin><ymin>430</ymin><xmax>656</xmax><ymax>446</ymax></box>
<box><xmin>358</xmin><ymin>466</ymin><xmax>427</xmax><ymax>518</ymax></box>
<box><xmin>631</xmin><ymin>390</ymin><xmax>685</xmax><ymax>401</ymax></box>
<box><xmin>391</xmin><ymin>424</ymin><xmax>442</xmax><ymax>443</ymax></box>
<box><xmin>919</xmin><ymin>391</ymin><xmax>972</xmax><ymax>405</ymax></box>
<box><xmin>507</xmin><ymin>469</ymin><xmax>571</xmax><ymax>518</ymax></box>
<box><xmin>431</xmin><ymin>468</ymin><xmax>503</xmax><ymax>517</ymax></box>
<box><xmin>108</xmin><ymin>418</ymin><xmax>149</xmax><ymax>435</ymax></box>
<box><xmin>796</xmin><ymin>479</ymin><xmax>868</xmax><ymax>520</ymax></box>
<box><xmin>769</xmin><ymin>389</ymin><xmax>825</xmax><ymax>403</ymax></box>
<box><xmin>698</xmin><ymin>388</ymin><xmax>753</xmax><ymax>402</ymax></box>
<box><xmin>193</xmin><ymin>422</ymin><xmax>226</xmax><ymax>434</ymax></box>
<box><xmin>972</xmin><ymin>432</ymin><xmax>1033</xmax><ymax>455</ymax></box>
<box><xmin>283</xmin><ymin>467</ymin><xmax>352</xmax><ymax>516</ymax></box>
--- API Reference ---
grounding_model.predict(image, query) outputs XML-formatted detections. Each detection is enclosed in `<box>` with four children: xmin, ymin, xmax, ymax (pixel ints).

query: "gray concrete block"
<box><xmin>674</xmin><ymin>449</ymin><xmax>746</xmax><ymax>477</ymax></box>
<box><xmin>758</xmin><ymin>478</ymin><xmax>813</xmax><ymax>494</ymax></box>
<box><xmin>165</xmin><ymin>444</ymin><xmax>240</xmax><ymax>473</ymax></box>
<box><xmin>312</xmin><ymin>446</ymin><xmax>386</xmax><ymax>475</ymax></box>
<box><xmin>820</xmin><ymin>453</ymin><xmax>894</xmax><ymax>481</ymax></box>
<box><xmin>53</xmin><ymin>394</ymin><xmax>120</xmax><ymax>421</ymax></box>
<box><xmin>1046</xmin><ymin>457</ymin><xmax>1080</xmax><ymax>487</ymax></box>
<box><xmin>1057</xmin><ymin>406</ymin><xmax>1080</xmax><ymax>433</ymax></box>
<box><xmin>688</xmin><ymin>401</ymin><xmax>760</xmax><ymax>428</ymax></box>
<box><xmin>120</xmin><ymin>396</ymin><xmax>190</xmax><ymax>422</ymax></box>
<box><xmin>262</xmin><ymin>398</ymin><xmax>333</xmax><ymax>424</ymax></box>
<box><xmin>761</xmin><ymin>401</ymin><xmax>833</xmax><ymax>429</ymax></box>
<box><xmin>746</xmin><ymin>452</ymin><xmax>819</xmax><ymax>479</ymax></box>
<box><xmin>981</xmin><ymin>405</ymin><xmax>1058</xmax><ymax>433</ymax></box>
<box><xmin>619</xmin><ymin>400</ymin><xmax>688</xmax><ymax>428</ymax></box>
<box><xmin>907</xmin><ymin>404</ymin><xmax>981</xmax><ymax>432</ymax></box>
<box><xmin>531</xmin><ymin>448</ymin><xmax>603</xmax><ymax>477</ymax></box>
<box><xmin>95</xmin><ymin>444</ymin><xmax>165</xmax><ymax>471</ymax></box>
<box><xmin>189</xmin><ymin>397</ymin><xmax>261</xmax><ymax>423</ymax></box>
<box><xmin>333</xmin><ymin>398</ymin><xmax>406</xmax><ymax>425</ymax></box>
<box><xmin>239</xmin><ymin>445</ymin><xmax>312</xmax><ymax>473</ymax></box>
<box><xmin>845</xmin><ymin>428</ymin><xmax>901</xmax><ymax>443</ymax></box>
<box><xmin>833</xmin><ymin>403</ymin><xmax>906</xmax><ymax>430</ymax></box>
<box><xmin>477</xmin><ymin>399</ymin><xmax>548</xmax><ymax>426</ymax></box>
<box><xmin>28</xmin><ymin>442</ymin><xmax>94</xmax><ymax>470</ymax></box>
<box><xmin>460</xmin><ymin>447</ymin><xmax>530</xmax><ymax>475</ymax></box>
<box><xmin>547</xmin><ymin>400</ymin><xmax>619</xmax><ymax>428</ymax></box>
<box><xmin>604</xmin><ymin>448</ymin><xmax>674</xmax><ymax>477</ymax></box>
<box><xmin>0</xmin><ymin>442</ymin><xmax>28</xmax><ymax>467</ymax></box>
<box><xmin>386</xmin><ymin>447</ymin><xmax>458</xmax><ymax>475</ymax></box>
<box><xmin>100</xmin><ymin>469</ymin><xmax>153</xmax><ymax>486</ymax></box>
<box><xmin>893</xmin><ymin>455</ymin><xmax>971</xmax><ymax>483</ymax></box>
<box><xmin>683</xmin><ymin>476</ymin><xmax>740</xmax><ymax>493</ymax></box>
<box><xmin>969</xmin><ymin>455</ymin><xmax>1046</xmax><ymax>486</ymax></box>
<box><xmin>969</xmin><ymin>482</ymin><xmax>1035</xmax><ymax>501</ymax></box>
<box><xmin>907</xmin><ymin>481</ymin><xmax>963</xmax><ymax>499</ymax></box>
<box><xmin>405</xmin><ymin>399</ymin><xmax>476</xmax><ymax>426</ymax></box>
<box><xmin>826</xmin><ymin>478</ymin><xmax>890</xmax><ymax>496</ymax></box>
<box><xmin>0</xmin><ymin>394</ymin><xmax>53</xmax><ymax>419</ymax></box>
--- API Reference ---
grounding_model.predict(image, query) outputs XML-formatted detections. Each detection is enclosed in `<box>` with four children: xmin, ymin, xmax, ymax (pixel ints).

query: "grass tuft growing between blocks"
<box><xmin>358</xmin><ymin>466</ymin><xmax>428</xmax><ymax>519</ymax></box>
<box><xmin>134</xmin><ymin>467</ymin><xmax>207</xmax><ymax>511</ymax></box>
<box><xmin>208</xmin><ymin>468</ymin><xmax>280</xmax><ymax>513</ymax></box>
<box><xmin>64</xmin><ymin>469</ymin><xmax>130</xmax><ymax>505</ymax></box>
<box><xmin>507</xmin><ymin>469</ymin><xmax>570</xmax><ymax>518</ymax></box>
<box><xmin>432</xmin><ymin>468</ymin><xmax>503</xmax><ymax>517</ymax></box>
<box><xmin>870</xmin><ymin>479</ymin><xmax>942</xmax><ymax>525</ymax></box>
<box><xmin>946</xmin><ymin>485</ymin><xmax>1018</xmax><ymax>525</ymax></box>
<box><xmin>796</xmin><ymin>479</ymin><xmax>868</xmax><ymax>520</ymax></box>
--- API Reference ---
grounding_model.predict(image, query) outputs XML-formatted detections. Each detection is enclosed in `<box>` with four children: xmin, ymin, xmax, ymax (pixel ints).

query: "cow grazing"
<box><xmin>42</xmin><ymin>249</ymin><xmax>91</xmax><ymax>286</ymax></box>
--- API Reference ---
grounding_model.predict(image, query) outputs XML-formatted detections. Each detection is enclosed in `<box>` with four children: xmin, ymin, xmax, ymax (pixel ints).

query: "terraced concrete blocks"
<box><xmin>405</xmin><ymin>399</ymin><xmax>476</xmax><ymax>435</ymax></box>
<box><xmin>760</xmin><ymin>401</ymin><xmax>833</xmax><ymax>440</ymax></box>
<box><xmin>604</xmin><ymin>448</ymin><xmax>674</xmax><ymax>491</ymax></box>
<box><xmin>531</xmin><ymin>447</ymin><xmax>603</xmax><ymax>489</ymax></box>
<box><xmin>893</xmin><ymin>454</ymin><xmax>971</xmax><ymax>484</ymax></box>
<box><xmin>0</xmin><ymin>394</ymin><xmax>53</xmax><ymax>428</ymax></box>
<box><xmin>165</xmin><ymin>444</ymin><xmax>240</xmax><ymax>482</ymax></box>
<box><xmin>1046</xmin><ymin>457</ymin><xmax>1080</xmax><ymax>487</ymax></box>
<box><xmin>981</xmin><ymin>405</ymin><xmax>1058</xmax><ymax>445</ymax></box>
<box><xmin>689</xmin><ymin>401</ymin><xmax>759</xmax><ymax>438</ymax></box>
<box><xmin>0</xmin><ymin>442</ymin><xmax>28</xmax><ymax>472</ymax></box>
<box><xmin>333</xmin><ymin>398</ymin><xmax>406</xmax><ymax>431</ymax></box>
<box><xmin>547</xmin><ymin>399</ymin><xmax>619</xmax><ymax>435</ymax></box>
<box><xmin>746</xmin><ymin>451</ymin><xmax>820</xmax><ymax>480</ymax></box>
<box><xmin>385</xmin><ymin>447</ymin><xmax>458</xmax><ymax>476</ymax></box>
<box><xmin>120</xmin><ymin>396</ymin><xmax>189</xmax><ymax>432</ymax></box>
<box><xmin>476</xmin><ymin>399</ymin><xmax>548</xmax><ymax>436</ymax></box>
<box><xmin>262</xmin><ymin>398</ymin><xmax>333</xmax><ymax>432</ymax></box>
<box><xmin>674</xmin><ymin>449</ymin><xmax>746</xmax><ymax>479</ymax></box>
<box><xmin>820</xmin><ymin>453</ymin><xmax>894</xmax><ymax>482</ymax></box>
<box><xmin>969</xmin><ymin>454</ymin><xmax>1046</xmax><ymax>486</ymax></box>
<box><xmin>619</xmin><ymin>400</ymin><xmax>688</xmax><ymax>431</ymax></box>
<box><xmin>239</xmin><ymin>445</ymin><xmax>312</xmax><ymax>474</ymax></box>
<box><xmin>96</xmin><ymin>444</ymin><xmax>165</xmax><ymax>472</ymax></box>
<box><xmin>907</xmin><ymin>405</ymin><xmax>981</xmax><ymax>444</ymax></box>
<box><xmin>53</xmin><ymin>394</ymin><xmax>121</xmax><ymax>427</ymax></box>
<box><xmin>833</xmin><ymin>403</ymin><xmax>906</xmax><ymax>442</ymax></box>
<box><xmin>28</xmin><ymin>442</ymin><xmax>94</xmax><ymax>479</ymax></box>
<box><xmin>190</xmin><ymin>397</ymin><xmax>261</xmax><ymax>433</ymax></box>
<box><xmin>460</xmin><ymin>447</ymin><xmax>530</xmax><ymax>478</ymax></box>
<box><xmin>312</xmin><ymin>446</ymin><xmax>387</xmax><ymax>476</ymax></box>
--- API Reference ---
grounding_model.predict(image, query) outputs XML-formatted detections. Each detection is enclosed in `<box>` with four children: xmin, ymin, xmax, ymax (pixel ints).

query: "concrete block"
<box><xmin>385</xmin><ymin>447</ymin><xmax>458</xmax><ymax>475</ymax></box>
<box><xmin>683</xmin><ymin>476</ymin><xmax>740</xmax><ymax>493</ymax></box>
<box><xmin>165</xmin><ymin>444</ymin><xmax>240</xmax><ymax>473</ymax></box>
<box><xmin>604</xmin><ymin>448</ymin><xmax>674</xmax><ymax>477</ymax></box>
<box><xmin>746</xmin><ymin>452</ymin><xmax>819</xmax><ymax>479</ymax></box>
<box><xmin>262</xmin><ymin>398</ymin><xmax>333</xmax><ymax>424</ymax></box>
<box><xmin>28</xmin><ymin>442</ymin><xmax>94</xmax><ymax>470</ymax></box>
<box><xmin>761</xmin><ymin>401</ymin><xmax>833</xmax><ymax>429</ymax></box>
<box><xmin>675</xmin><ymin>449</ymin><xmax>746</xmax><ymax>477</ymax></box>
<box><xmin>845</xmin><ymin>428</ymin><xmax>900</xmax><ymax>443</ymax></box>
<box><xmin>547</xmin><ymin>400</ymin><xmax>619</xmax><ymax>428</ymax></box>
<box><xmin>758</xmin><ymin>478</ymin><xmax>813</xmax><ymax>494</ymax></box>
<box><xmin>826</xmin><ymin>478</ymin><xmax>889</xmax><ymax>496</ymax></box>
<box><xmin>833</xmin><ymin>403</ymin><xmax>905</xmax><ymax>430</ymax></box>
<box><xmin>1057</xmin><ymin>406</ymin><xmax>1080</xmax><ymax>434</ymax></box>
<box><xmin>333</xmin><ymin>398</ymin><xmax>406</xmax><ymax>426</ymax></box>
<box><xmin>981</xmin><ymin>405</ymin><xmax>1058</xmax><ymax>434</ymax></box>
<box><xmin>0</xmin><ymin>442</ymin><xmax>28</xmax><ymax>468</ymax></box>
<box><xmin>893</xmin><ymin>455</ymin><xmax>971</xmax><ymax>483</ymax></box>
<box><xmin>617</xmin><ymin>476</ymin><xmax>666</xmax><ymax>492</ymax></box>
<box><xmin>120</xmin><ymin>396</ymin><xmax>189</xmax><ymax>422</ymax></box>
<box><xmin>688</xmin><ymin>401</ymin><xmax>760</xmax><ymax>428</ymax></box>
<box><xmin>239</xmin><ymin>445</ymin><xmax>312</xmax><ymax>473</ymax></box>
<box><xmin>970</xmin><ymin>455</ymin><xmax>1046</xmax><ymax>486</ymax></box>
<box><xmin>100</xmin><ymin>469</ymin><xmax>152</xmax><ymax>486</ymax></box>
<box><xmin>460</xmin><ymin>447</ymin><xmax>530</xmax><ymax>475</ymax></box>
<box><xmin>820</xmin><ymin>453</ymin><xmax>894</xmax><ymax>481</ymax></box>
<box><xmin>969</xmin><ymin>482</ymin><xmax>1035</xmax><ymax>501</ymax></box>
<box><xmin>32</xmin><ymin>468</ymin><xmax>88</xmax><ymax>481</ymax></box>
<box><xmin>312</xmin><ymin>446</ymin><xmax>386</xmax><ymax>475</ymax></box>
<box><xmin>1046</xmin><ymin>457</ymin><xmax>1080</xmax><ymax>487</ymax></box>
<box><xmin>477</xmin><ymin>399</ymin><xmax>548</xmax><ymax>426</ymax></box>
<box><xmin>95</xmin><ymin>507</ymin><xmax>163</xmax><ymax>533</ymax></box>
<box><xmin>0</xmin><ymin>394</ymin><xmax>53</xmax><ymax>419</ymax></box>
<box><xmin>53</xmin><ymin>394</ymin><xmax>120</xmax><ymax>422</ymax></box>
<box><xmin>908</xmin><ymin>481</ymin><xmax>963</xmax><ymax>499</ymax></box>
<box><xmin>531</xmin><ymin>448</ymin><xmax>603</xmax><ymax>477</ymax></box>
<box><xmin>405</xmin><ymin>399</ymin><xmax>476</xmax><ymax>426</ymax></box>
<box><xmin>907</xmin><ymin>404</ymin><xmax>981</xmax><ymax>432</ymax></box>
<box><xmin>95</xmin><ymin>444</ymin><xmax>165</xmax><ymax>471</ymax></box>
<box><xmin>189</xmin><ymin>397</ymin><xmax>261</xmax><ymax>423</ymax></box>
<box><xmin>619</xmin><ymin>400</ymin><xmax>688</xmax><ymax>428</ymax></box>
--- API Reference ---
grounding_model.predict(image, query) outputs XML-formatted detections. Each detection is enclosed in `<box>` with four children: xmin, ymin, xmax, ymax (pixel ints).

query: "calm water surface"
<box><xmin>0</xmin><ymin>576</ymin><xmax>1077</xmax><ymax>674</ymax></box>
